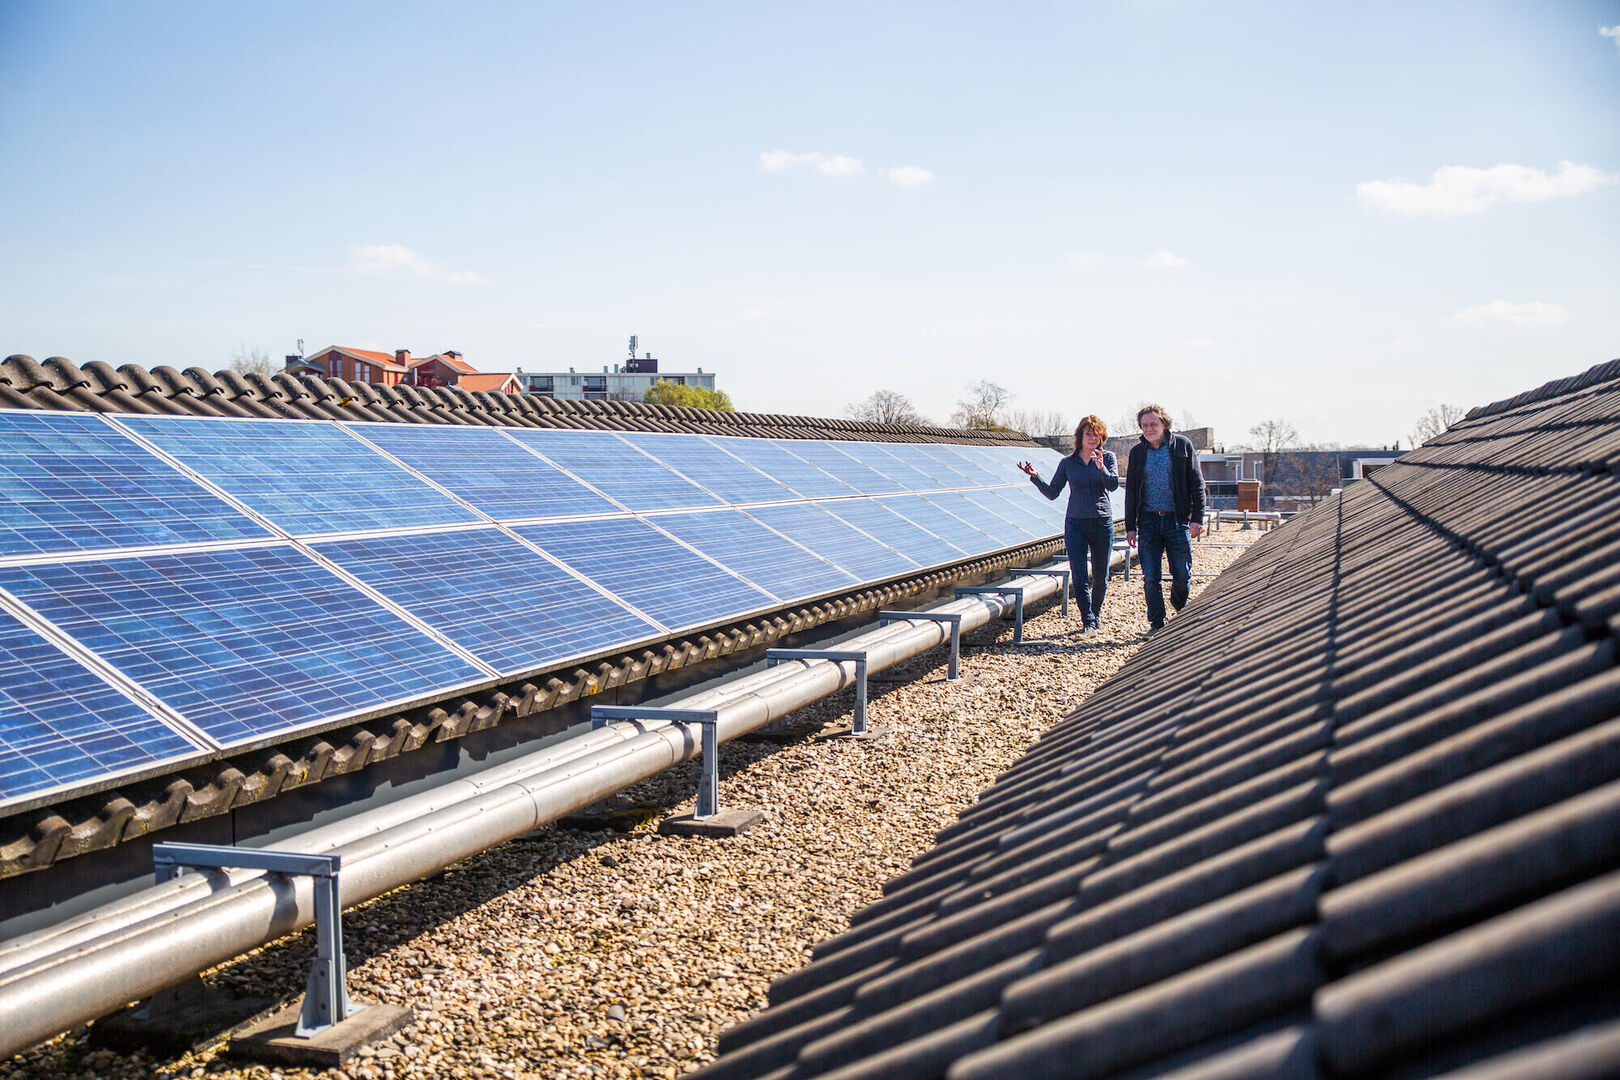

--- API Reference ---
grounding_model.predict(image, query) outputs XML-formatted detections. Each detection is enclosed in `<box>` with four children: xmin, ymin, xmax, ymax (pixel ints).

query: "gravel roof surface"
<box><xmin>0</xmin><ymin>535</ymin><xmax>1257</xmax><ymax>1080</ymax></box>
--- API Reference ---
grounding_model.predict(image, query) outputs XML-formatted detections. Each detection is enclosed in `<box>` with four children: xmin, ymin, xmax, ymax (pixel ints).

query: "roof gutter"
<box><xmin>0</xmin><ymin>571</ymin><xmax>1064</xmax><ymax>1057</ymax></box>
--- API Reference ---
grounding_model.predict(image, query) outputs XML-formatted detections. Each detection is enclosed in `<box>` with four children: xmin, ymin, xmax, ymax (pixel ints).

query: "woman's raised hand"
<box><xmin>1017</xmin><ymin>461</ymin><xmax>1037</xmax><ymax>477</ymax></box>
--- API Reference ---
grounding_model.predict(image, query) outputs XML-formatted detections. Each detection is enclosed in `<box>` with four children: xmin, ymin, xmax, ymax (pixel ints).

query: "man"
<box><xmin>1124</xmin><ymin>405</ymin><xmax>1206</xmax><ymax>633</ymax></box>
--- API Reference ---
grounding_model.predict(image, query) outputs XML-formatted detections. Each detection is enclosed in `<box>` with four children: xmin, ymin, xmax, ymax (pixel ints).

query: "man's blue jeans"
<box><xmin>1137</xmin><ymin>512</ymin><xmax>1192</xmax><ymax>628</ymax></box>
<box><xmin>1063</xmin><ymin>516</ymin><xmax>1113</xmax><ymax>626</ymax></box>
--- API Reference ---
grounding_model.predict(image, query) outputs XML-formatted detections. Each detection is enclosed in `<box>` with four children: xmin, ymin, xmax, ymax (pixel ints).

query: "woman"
<box><xmin>1018</xmin><ymin>416</ymin><xmax>1119</xmax><ymax>632</ymax></box>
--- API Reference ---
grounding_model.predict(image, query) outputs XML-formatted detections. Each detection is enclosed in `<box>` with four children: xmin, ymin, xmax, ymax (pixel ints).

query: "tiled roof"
<box><xmin>0</xmin><ymin>353</ymin><xmax>1049</xmax><ymax>876</ymax></box>
<box><xmin>694</xmin><ymin>359</ymin><xmax>1620</xmax><ymax>1080</ymax></box>
<box><xmin>456</xmin><ymin>371</ymin><xmax>520</xmax><ymax>393</ymax></box>
<box><xmin>309</xmin><ymin>345</ymin><xmax>411</xmax><ymax>372</ymax></box>
<box><xmin>0</xmin><ymin>354</ymin><xmax>1031</xmax><ymax>444</ymax></box>
<box><xmin>412</xmin><ymin>352</ymin><xmax>477</xmax><ymax>374</ymax></box>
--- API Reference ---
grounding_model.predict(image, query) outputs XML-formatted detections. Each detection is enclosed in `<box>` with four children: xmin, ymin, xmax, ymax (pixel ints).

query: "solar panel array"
<box><xmin>0</xmin><ymin>409</ymin><xmax>1083</xmax><ymax>807</ymax></box>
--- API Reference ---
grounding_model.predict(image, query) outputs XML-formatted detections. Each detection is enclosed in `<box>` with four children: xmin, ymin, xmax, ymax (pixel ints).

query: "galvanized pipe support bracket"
<box><xmin>878</xmin><ymin>611</ymin><xmax>963</xmax><ymax>680</ymax></box>
<box><xmin>953</xmin><ymin>585</ymin><xmax>1026</xmax><ymax>645</ymax></box>
<box><xmin>590</xmin><ymin>707</ymin><xmax>725</xmax><ymax>818</ymax></box>
<box><xmin>150</xmin><ymin>842</ymin><xmax>359</xmax><ymax>1038</ymax></box>
<box><xmin>765</xmin><ymin>648</ymin><xmax>870</xmax><ymax>734</ymax></box>
<box><xmin>1013</xmin><ymin>567</ymin><xmax>1071</xmax><ymax>618</ymax></box>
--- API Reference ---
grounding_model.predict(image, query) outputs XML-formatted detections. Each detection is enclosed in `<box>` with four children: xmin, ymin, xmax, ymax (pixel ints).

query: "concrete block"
<box><xmin>227</xmin><ymin>1000</ymin><xmax>413</xmax><ymax>1068</ymax></box>
<box><xmin>659</xmin><ymin>808</ymin><xmax>765</xmax><ymax>837</ymax></box>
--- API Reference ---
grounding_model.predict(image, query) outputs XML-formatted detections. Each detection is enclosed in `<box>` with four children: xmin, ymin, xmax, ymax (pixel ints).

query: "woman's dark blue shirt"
<box><xmin>1031</xmin><ymin>451</ymin><xmax>1120</xmax><ymax>519</ymax></box>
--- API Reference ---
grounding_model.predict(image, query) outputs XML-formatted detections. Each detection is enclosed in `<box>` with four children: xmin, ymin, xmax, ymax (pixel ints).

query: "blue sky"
<box><xmin>2</xmin><ymin>1</ymin><xmax>1617</xmax><ymax>446</ymax></box>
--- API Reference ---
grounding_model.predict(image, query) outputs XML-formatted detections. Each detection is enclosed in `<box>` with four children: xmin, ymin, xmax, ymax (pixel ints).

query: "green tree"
<box><xmin>644</xmin><ymin>380</ymin><xmax>735</xmax><ymax>411</ymax></box>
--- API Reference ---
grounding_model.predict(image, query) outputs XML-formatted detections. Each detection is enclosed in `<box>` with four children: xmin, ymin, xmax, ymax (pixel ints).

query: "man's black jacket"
<box><xmin>1124</xmin><ymin>432</ymin><xmax>1207</xmax><ymax>529</ymax></box>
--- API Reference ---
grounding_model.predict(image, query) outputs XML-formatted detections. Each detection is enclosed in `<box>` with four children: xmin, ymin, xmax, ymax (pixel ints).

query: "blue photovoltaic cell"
<box><xmin>773</xmin><ymin>440</ymin><xmax>902</xmax><ymax>495</ymax></box>
<box><xmin>316</xmin><ymin>528</ymin><xmax>661</xmax><ymax>674</ymax></box>
<box><xmin>509</xmin><ymin>429</ymin><xmax>721</xmax><ymax>511</ymax></box>
<box><xmin>817</xmin><ymin>499</ymin><xmax>965</xmax><ymax>568</ymax></box>
<box><xmin>0</xmin><ymin>606</ymin><xmax>200</xmax><ymax>804</ymax></box>
<box><xmin>0</xmin><ymin>547</ymin><xmax>487</xmax><ymax>747</ymax></box>
<box><xmin>653</xmin><ymin>510</ymin><xmax>858</xmax><ymax>603</ymax></box>
<box><xmin>516</xmin><ymin>517</ymin><xmax>775</xmax><ymax>631</ymax></box>
<box><xmin>351</xmin><ymin>425</ymin><xmax>620</xmax><ymax>521</ymax></box>
<box><xmin>0</xmin><ymin>411</ymin><xmax>272</xmax><ymax>557</ymax></box>
<box><xmin>969</xmin><ymin>490</ymin><xmax>1062</xmax><ymax>539</ymax></box>
<box><xmin>836</xmin><ymin>443</ymin><xmax>941</xmax><ymax>492</ymax></box>
<box><xmin>711</xmin><ymin>438</ymin><xmax>859</xmax><ymax>498</ymax></box>
<box><xmin>745</xmin><ymin>503</ymin><xmax>919</xmax><ymax>582</ymax></box>
<box><xmin>117</xmin><ymin>416</ymin><xmax>480</xmax><ymax>536</ymax></box>
<box><xmin>930</xmin><ymin>444</ymin><xmax>1012</xmax><ymax>486</ymax></box>
<box><xmin>1004</xmin><ymin>480</ymin><xmax>1070</xmax><ymax>529</ymax></box>
<box><xmin>936</xmin><ymin>492</ymin><xmax>1039</xmax><ymax>546</ymax></box>
<box><xmin>623</xmin><ymin>434</ymin><xmax>799</xmax><ymax>506</ymax></box>
<box><xmin>881</xmin><ymin>443</ymin><xmax>980</xmax><ymax>490</ymax></box>
<box><xmin>882</xmin><ymin>494</ymin><xmax>1002</xmax><ymax>553</ymax></box>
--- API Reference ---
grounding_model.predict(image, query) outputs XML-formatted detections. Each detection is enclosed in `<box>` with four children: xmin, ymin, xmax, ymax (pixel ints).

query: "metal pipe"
<box><xmin>0</xmin><ymin>571</ymin><xmax>1059</xmax><ymax>1057</ymax></box>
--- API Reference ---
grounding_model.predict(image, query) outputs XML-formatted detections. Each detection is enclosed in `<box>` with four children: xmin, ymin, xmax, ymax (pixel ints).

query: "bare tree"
<box><xmin>1410</xmin><ymin>404</ymin><xmax>1466</xmax><ymax>448</ymax></box>
<box><xmin>227</xmin><ymin>344</ymin><xmax>277</xmax><ymax>378</ymax></box>
<box><xmin>1245</xmin><ymin>418</ymin><xmax>1300</xmax><ymax>484</ymax></box>
<box><xmin>951</xmin><ymin>379</ymin><xmax>1012</xmax><ymax>430</ymax></box>
<box><xmin>1006</xmin><ymin>408</ymin><xmax>1070</xmax><ymax>437</ymax></box>
<box><xmin>847</xmin><ymin>389</ymin><xmax>928</xmax><ymax>426</ymax></box>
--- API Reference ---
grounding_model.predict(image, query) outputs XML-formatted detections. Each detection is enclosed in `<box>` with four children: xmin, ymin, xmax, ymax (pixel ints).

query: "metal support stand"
<box><xmin>953</xmin><ymin>585</ymin><xmax>1026</xmax><ymax>644</ymax></box>
<box><xmin>878</xmin><ymin>611</ymin><xmax>962</xmax><ymax>680</ymax></box>
<box><xmin>1015</xmin><ymin>567</ymin><xmax>1071</xmax><ymax>618</ymax></box>
<box><xmin>1111</xmin><ymin>542</ymin><xmax>1134</xmax><ymax>582</ymax></box>
<box><xmin>766</xmin><ymin>649</ymin><xmax>869</xmax><ymax>734</ymax></box>
<box><xmin>151</xmin><ymin>843</ymin><xmax>358</xmax><ymax>1039</ymax></box>
<box><xmin>591</xmin><ymin>706</ymin><xmax>725</xmax><ymax>818</ymax></box>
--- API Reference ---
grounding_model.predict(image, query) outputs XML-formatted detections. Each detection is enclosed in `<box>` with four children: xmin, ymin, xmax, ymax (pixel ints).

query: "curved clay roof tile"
<box><xmin>2</xmin><ymin>354</ymin><xmax>60</xmax><ymax>392</ymax></box>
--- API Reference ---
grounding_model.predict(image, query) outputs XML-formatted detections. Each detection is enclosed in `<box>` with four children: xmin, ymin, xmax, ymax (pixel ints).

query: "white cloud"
<box><xmin>1602</xmin><ymin>25</ymin><xmax>1620</xmax><ymax>51</ymax></box>
<box><xmin>1452</xmin><ymin>300</ymin><xmax>1569</xmax><ymax>328</ymax></box>
<box><xmin>760</xmin><ymin>150</ymin><xmax>866</xmax><ymax>176</ymax></box>
<box><xmin>883</xmin><ymin>165</ymin><xmax>935</xmax><ymax>188</ymax></box>
<box><xmin>1062</xmin><ymin>251</ymin><xmax>1103</xmax><ymax>266</ymax></box>
<box><xmin>1357</xmin><ymin>161</ymin><xmax>1616</xmax><ymax>215</ymax></box>
<box><xmin>1141</xmin><ymin>250</ymin><xmax>1189</xmax><ymax>269</ymax></box>
<box><xmin>819</xmin><ymin>155</ymin><xmax>865</xmax><ymax>176</ymax></box>
<box><xmin>736</xmin><ymin>305</ymin><xmax>770</xmax><ymax>321</ymax></box>
<box><xmin>349</xmin><ymin>243</ymin><xmax>481</xmax><ymax>284</ymax></box>
<box><xmin>1183</xmin><ymin>337</ymin><xmax>1215</xmax><ymax>348</ymax></box>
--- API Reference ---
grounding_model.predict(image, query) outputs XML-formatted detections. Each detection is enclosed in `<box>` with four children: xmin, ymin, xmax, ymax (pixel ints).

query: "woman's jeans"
<box><xmin>1063</xmin><ymin>516</ymin><xmax>1114</xmax><ymax>625</ymax></box>
<box><xmin>1137</xmin><ymin>511</ymin><xmax>1193</xmax><ymax>627</ymax></box>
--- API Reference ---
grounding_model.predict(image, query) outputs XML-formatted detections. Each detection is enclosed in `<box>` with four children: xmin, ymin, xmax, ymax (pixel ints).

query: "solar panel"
<box><xmin>351</xmin><ymin>425</ymin><xmax>621</xmax><ymax>521</ymax></box>
<box><xmin>833</xmin><ymin>443</ymin><xmax>940</xmax><ymax>492</ymax></box>
<box><xmin>774</xmin><ymin>440</ymin><xmax>902</xmax><ymax>494</ymax></box>
<box><xmin>965</xmin><ymin>490</ymin><xmax>1062</xmax><ymax>539</ymax></box>
<box><xmin>881</xmin><ymin>443</ymin><xmax>981</xmax><ymax>489</ymax></box>
<box><xmin>710</xmin><ymin>437</ymin><xmax>859</xmax><ymax>498</ymax></box>
<box><xmin>932</xmin><ymin>491</ymin><xmax>1039</xmax><ymax>546</ymax></box>
<box><xmin>0</xmin><ymin>547</ymin><xmax>488</xmax><ymax>747</ymax></box>
<box><xmin>314</xmin><ymin>528</ymin><xmax>663</xmax><ymax>674</ymax></box>
<box><xmin>817</xmin><ymin>498</ymin><xmax>965</xmax><ymax>568</ymax></box>
<box><xmin>507</xmin><ymin>429</ymin><xmax>721</xmax><ymax>511</ymax></box>
<box><xmin>621</xmin><ymin>434</ymin><xmax>799</xmax><ymax>506</ymax></box>
<box><xmin>1</xmin><ymin>404</ymin><xmax>1084</xmax><ymax>812</ymax></box>
<box><xmin>116</xmin><ymin>416</ymin><xmax>480</xmax><ymax>536</ymax></box>
<box><xmin>927</xmin><ymin>443</ymin><xmax>1011</xmax><ymax>486</ymax></box>
<box><xmin>744</xmin><ymin>502</ymin><xmax>920</xmax><ymax>582</ymax></box>
<box><xmin>880</xmin><ymin>494</ymin><xmax>1002</xmax><ymax>553</ymax></box>
<box><xmin>0</xmin><ymin>411</ymin><xmax>272</xmax><ymax>557</ymax></box>
<box><xmin>0</xmin><ymin>606</ymin><xmax>202</xmax><ymax>805</ymax></box>
<box><xmin>651</xmin><ymin>509</ymin><xmax>858</xmax><ymax>603</ymax></box>
<box><xmin>515</xmin><ymin>517</ymin><xmax>776</xmax><ymax>631</ymax></box>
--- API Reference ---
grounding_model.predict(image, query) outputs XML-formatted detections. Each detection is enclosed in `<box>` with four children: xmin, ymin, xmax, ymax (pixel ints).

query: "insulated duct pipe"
<box><xmin>0</xmin><ymin>570</ymin><xmax>1066</xmax><ymax>1056</ymax></box>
